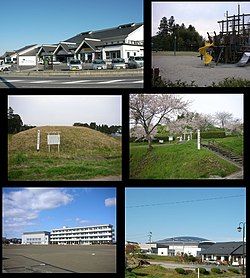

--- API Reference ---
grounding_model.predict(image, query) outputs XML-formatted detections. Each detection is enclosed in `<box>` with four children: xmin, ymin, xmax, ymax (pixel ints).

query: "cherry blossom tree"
<box><xmin>225</xmin><ymin>118</ymin><xmax>243</xmax><ymax>135</ymax></box>
<box><xmin>130</xmin><ymin>94</ymin><xmax>189</xmax><ymax>149</ymax></box>
<box><xmin>214</xmin><ymin>111</ymin><xmax>233</xmax><ymax>129</ymax></box>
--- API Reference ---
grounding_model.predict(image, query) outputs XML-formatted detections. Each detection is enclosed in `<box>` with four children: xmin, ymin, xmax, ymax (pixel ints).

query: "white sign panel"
<box><xmin>169</xmin><ymin>136</ymin><xmax>173</xmax><ymax>141</ymax></box>
<box><xmin>19</xmin><ymin>56</ymin><xmax>36</xmax><ymax>66</ymax></box>
<box><xmin>47</xmin><ymin>134</ymin><xmax>60</xmax><ymax>145</ymax></box>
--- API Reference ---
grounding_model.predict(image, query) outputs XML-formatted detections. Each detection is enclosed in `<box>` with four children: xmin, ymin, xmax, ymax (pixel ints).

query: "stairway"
<box><xmin>201</xmin><ymin>142</ymin><xmax>243</xmax><ymax>166</ymax></box>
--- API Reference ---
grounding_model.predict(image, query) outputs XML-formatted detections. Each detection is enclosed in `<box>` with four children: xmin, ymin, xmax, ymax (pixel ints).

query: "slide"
<box><xmin>237</xmin><ymin>52</ymin><xmax>250</xmax><ymax>67</ymax></box>
<box><xmin>198</xmin><ymin>42</ymin><xmax>214</xmax><ymax>65</ymax></box>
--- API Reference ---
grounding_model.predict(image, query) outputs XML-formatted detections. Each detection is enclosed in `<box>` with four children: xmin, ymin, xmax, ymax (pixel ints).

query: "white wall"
<box><xmin>18</xmin><ymin>56</ymin><xmax>36</xmax><ymax>66</ymax></box>
<box><xmin>126</xmin><ymin>25</ymin><xmax>144</xmax><ymax>42</ymax></box>
<box><xmin>22</xmin><ymin>233</ymin><xmax>49</xmax><ymax>244</ymax></box>
<box><xmin>158</xmin><ymin>248</ymin><xmax>169</xmax><ymax>256</ymax></box>
<box><xmin>169</xmin><ymin>244</ymin><xmax>201</xmax><ymax>256</ymax></box>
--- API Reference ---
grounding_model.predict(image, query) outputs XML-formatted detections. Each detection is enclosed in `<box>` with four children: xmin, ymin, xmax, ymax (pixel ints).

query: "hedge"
<box><xmin>211</xmin><ymin>268</ymin><xmax>222</xmax><ymax>274</ymax></box>
<box><xmin>193</xmin><ymin>131</ymin><xmax>226</xmax><ymax>139</ymax></box>
<box><xmin>175</xmin><ymin>268</ymin><xmax>186</xmax><ymax>274</ymax></box>
<box><xmin>195</xmin><ymin>267</ymin><xmax>210</xmax><ymax>275</ymax></box>
<box><xmin>228</xmin><ymin>268</ymin><xmax>240</xmax><ymax>274</ymax></box>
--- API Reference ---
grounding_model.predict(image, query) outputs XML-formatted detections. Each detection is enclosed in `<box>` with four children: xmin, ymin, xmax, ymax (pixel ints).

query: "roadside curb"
<box><xmin>1</xmin><ymin>69</ymin><xmax>143</xmax><ymax>78</ymax></box>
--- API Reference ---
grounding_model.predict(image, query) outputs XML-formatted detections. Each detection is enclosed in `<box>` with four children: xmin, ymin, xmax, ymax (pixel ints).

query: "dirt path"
<box><xmin>152</xmin><ymin>54</ymin><xmax>250</xmax><ymax>86</ymax></box>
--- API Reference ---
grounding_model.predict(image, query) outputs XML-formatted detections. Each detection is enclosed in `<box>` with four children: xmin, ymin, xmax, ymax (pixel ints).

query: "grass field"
<box><xmin>8</xmin><ymin>126</ymin><xmax>121</xmax><ymax>181</ymax></box>
<box><xmin>130</xmin><ymin>140</ymin><xmax>240</xmax><ymax>179</ymax></box>
<box><xmin>3</xmin><ymin>244</ymin><xmax>116</xmax><ymax>273</ymax></box>
<box><xmin>203</xmin><ymin>136</ymin><xmax>243</xmax><ymax>156</ymax></box>
<box><xmin>126</xmin><ymin>265</ymin><xmax>244</xmax><ymax>278</ymax></box>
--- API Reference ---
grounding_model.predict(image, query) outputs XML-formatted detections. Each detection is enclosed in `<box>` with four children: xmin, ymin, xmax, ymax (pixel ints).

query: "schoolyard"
<box><xmin>3</xmin><ymin>244</ymin><xmax>116</xmax><ymax>273</ymax></box>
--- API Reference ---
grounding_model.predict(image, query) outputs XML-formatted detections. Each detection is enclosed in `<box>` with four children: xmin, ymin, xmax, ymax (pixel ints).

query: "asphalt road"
<box><xmin>149</xmin><ymin>261</ymin><xmax>239</xmax><ymax>271</ymax></box>
<box><xmin>0</xmin><ymin>75</ymin><xmax>143</xmax><ymax>88</ymax></box>
<box><xmin>3</xmin><ymin>244</ymin><xmax>116</xmax><ymax>273</ymax></box>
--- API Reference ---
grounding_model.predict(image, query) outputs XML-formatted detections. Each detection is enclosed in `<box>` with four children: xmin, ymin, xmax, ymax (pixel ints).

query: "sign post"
<box><xmin>37</xmin><ymin>130</ymin><xmax>40</xmax><ymax>151</ymax></box>
<box><xmin>47</xmin><ymin>132</ymin><xmax>61</xmax><ymax>152</ymax></box>
<box><xmin>197</xmin><ymin>129</ymin><xmax>201</xmax><ymax>150</ymax></box>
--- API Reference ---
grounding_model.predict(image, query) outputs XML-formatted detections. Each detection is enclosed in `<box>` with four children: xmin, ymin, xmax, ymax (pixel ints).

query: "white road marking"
<box><xmin>61</xmin><ymin>80</ymin><xmax>92</xmax><ymax>84</ymax></box>
<box><xmin>97</xmin><ymin>79</ymin><xmax>125</xmax><ymax>84</ymax></box>
<box><xmin>4</xmin><ymin>79</ymin><xmax>23</xmax><ymax>82</ymax></box>
<box><xmin>132</xmin><ymin>80</ymin><xmax>143</xmax><ymax>83</ymax></box>
<box><xmin>28</xmin><ymin>80</ymin><xmax>55</xmax><ymax>83</ymax></box>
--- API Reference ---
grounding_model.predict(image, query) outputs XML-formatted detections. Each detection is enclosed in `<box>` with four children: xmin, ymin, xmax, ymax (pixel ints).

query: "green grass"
<box><xmin>203</xmin><ymin>136</ymin><xmax>243</xmax><ymax>156</ymax></box>
<box><xmin>130</xmin><ymin>140</ymin><xmax>239</xmax><ymax>179</ymax></box>
<box><xmin>8</xmin><ymin>151</ymin><xmax>121</xmax><ymax>181</ymax></box>
<box><xmin>126</xmin><ymin>265</ymin><xmax>243</xmax><ymax>278</ymax></box>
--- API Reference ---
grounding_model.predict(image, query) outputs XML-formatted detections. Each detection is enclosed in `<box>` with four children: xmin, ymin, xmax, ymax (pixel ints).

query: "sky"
<box><xmin>3</xmin><ymin>187</ymin><xmax>116</xmax><ymax>239</ymax></box>
<box><xmin>126</xmin><ymin>187</ymin><xmax>246</xmax><ymax>243</ymax></box>
<box><xmin>0</xmin><ymin>0</ymin><xmax>143</xmax><ymax>56</ymax></box>
<box><xmin>152</xmin><ymin>1</ymin><xmax>250</xmax><ymax>39</ymax></box>
<box><xmin>8</xmin><ymin>95</ymin><xmax>121</xmax><ymax>126</ymax></box>
<box><xmin>179</xmin><ymin>94</ymin><xmax>244</xmax><ymax>121</ymax></box>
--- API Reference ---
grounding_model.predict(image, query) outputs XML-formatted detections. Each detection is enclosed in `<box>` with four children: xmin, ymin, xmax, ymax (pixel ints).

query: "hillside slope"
<box><xmin>8</xmin><ymin>126</ymin><xmax>121</xmax><ymax>181</ymax></box>
<box><xmin>9</xmin><ymin>126</ymin><xmax>120</xmax><ymax>154</ymax></box>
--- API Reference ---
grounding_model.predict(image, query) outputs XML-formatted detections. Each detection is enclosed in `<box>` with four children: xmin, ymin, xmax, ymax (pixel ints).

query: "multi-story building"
<box><xmin>22</xmin><ymin>231</ymin><xmax>50</xmax><ymax>245</ymax></box>
<box><xmin>50</xmin><ymin>224</ymin><xmax>114</xmax><ymax>245</ymax></box>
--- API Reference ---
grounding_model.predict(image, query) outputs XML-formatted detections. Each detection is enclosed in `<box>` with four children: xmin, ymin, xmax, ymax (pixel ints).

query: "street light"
<box><xmin>237</xmin><ymin>222</ymin><xmax>245</xmax><ymax>275</ymax></box>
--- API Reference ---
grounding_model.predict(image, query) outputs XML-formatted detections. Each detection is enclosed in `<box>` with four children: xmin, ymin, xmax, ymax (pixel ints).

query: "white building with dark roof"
<box><xmin>53</xmin><ymin>22</ymin><xmax>143</xmax><ymax>63</ymax></box>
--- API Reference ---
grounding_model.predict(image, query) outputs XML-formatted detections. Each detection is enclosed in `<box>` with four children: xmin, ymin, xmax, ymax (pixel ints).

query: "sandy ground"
<box><xmin>3</xmin><ymin>244</ymin><xmax>116</xmax><ymax>273</ymax></box>
<box><xmin>152</xmin><ymin>54</ymin><xmax>250</xmax><ymax>86</ymax></box>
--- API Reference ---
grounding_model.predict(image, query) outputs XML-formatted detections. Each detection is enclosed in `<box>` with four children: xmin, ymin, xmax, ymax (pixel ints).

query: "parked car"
<box><xmin>128</xmin><ymin>56</ymin><xmax>144</xmax><ymax>68</ymax></box>
<box><xmin>111</xmin><ymin>58</ymin><xmax>126</xmax><ymax>69</ymax></box>
<box><xmin>68</xmin><ymin>59</ymin><xmax>82</xmax><ymax>70</ymax></box>
<box><xmin>204</xmin><ymin>259</ymin><xmax>220</xmax><ymax>265</ymax></box>
<box><xmin>92</xmin><ymin>59</ymin><xmax>107</xmax><ymax>70</ymax></box>
<box><xmin>0</xmin><ymin>61</ymin><xmax>12</xmax><ymax>71</ymax></box>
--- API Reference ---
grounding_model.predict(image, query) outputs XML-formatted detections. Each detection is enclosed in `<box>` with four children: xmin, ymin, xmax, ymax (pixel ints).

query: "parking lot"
<box><xmin>3</xmin><ymin>244</ymin><xmax>116</xmax><ymax>273</ymax></box>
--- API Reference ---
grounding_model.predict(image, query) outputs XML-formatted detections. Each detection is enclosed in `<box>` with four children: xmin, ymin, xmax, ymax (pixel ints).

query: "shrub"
<box><xmin>195</xmin><ymin>267</ymin><xmax>210</xmax><ymax>275</ymax></box>
<box><xmin>211</xmin><ymin>267</ymin><xmax>222</xmax><ymax>274</ymax></box>
<box><xmin>193</xmin><ymin>131</ymin><xmax>226</xmax><ymax>139</ymax></box>
<box><xmin>175</xmin><ymin>268</ymin><xmax>186</xmax><ymax>274</ymax></box>
<box><xmin>228</xmin><ymin>268</ymin><xmax>240</xmax><ymax>274</ymax></box>
<box><xmin>210</xmin><ymin>77</ymin><xmax>250</xmax><ymax>87</ymax></box>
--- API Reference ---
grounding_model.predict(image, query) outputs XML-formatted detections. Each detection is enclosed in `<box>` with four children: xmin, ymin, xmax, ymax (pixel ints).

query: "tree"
<box><xmin>130</xmin><ymin>94</ymin><xmax>189</xmax><ymax>149</ymax></box>
<box><xmin>214</xmin><ymin>112</ymin><xmax>233</xmax><ymax>129</ymax></box>
<box><xmin>89</xmin><ymin>122</ymin><xmax>97</xmax><ymax>130</ymax></box>
<box><xmin>8</xmin><ymin>107</ymin><xmax>23</xmax><ymax>134</ymax></box>
<box><xmin>8</xmin><ymin>107</ymin><xmax>14</xmax><ymax>119</ymax></box>
<box><xmin>157</xmin><ymin>17</ymin><xmax>170</xmax><ymax>36</ymax></box>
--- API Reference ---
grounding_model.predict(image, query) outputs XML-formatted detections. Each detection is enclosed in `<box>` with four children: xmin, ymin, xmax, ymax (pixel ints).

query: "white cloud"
<box><xmin>75</xmin><ymin>217</ymin><xmax>89</xmax><ymax>224</ymax></box>
<box><xmin>3</xmin><ymin>188</ymin><xmax>73</xmax><ymax>236</ymax></box>
<box><xmin>105</xmin><ymin>197</ymin><xmax>116</xmax><ymax>207</ymax></box>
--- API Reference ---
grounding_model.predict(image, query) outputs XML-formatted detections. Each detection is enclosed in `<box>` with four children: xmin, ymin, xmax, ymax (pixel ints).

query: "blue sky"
<box><xmin>126</xmin><ymin>187</ymin><xmax>246</xmax><ymax>243</ymax></box>
<box><xmin>0</xmin><ymin>0</ymin><xmax>143</xmax><ymax>56</ymax></box>
<box><xmin>3</xmin><ymin>187</ymin><xmax>116</xmax><ymax>238</ymax></box>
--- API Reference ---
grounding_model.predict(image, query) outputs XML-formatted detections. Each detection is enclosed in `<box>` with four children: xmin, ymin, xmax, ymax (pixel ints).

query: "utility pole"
<box><xmin>148</xmin><ymin>232</ymin><xmax>152</xmax><ymax>253</ymax></box>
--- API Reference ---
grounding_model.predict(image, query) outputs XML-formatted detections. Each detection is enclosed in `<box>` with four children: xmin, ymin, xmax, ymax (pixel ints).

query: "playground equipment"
<box><xmin>199</xmin><ymin>5</ymin><xmax>250</xmax><ymax>66</ymax></box>
<box><xmin>198</xmin><ymin>42</ymin><xmax>214</xmax><ymax>65</ymax></box>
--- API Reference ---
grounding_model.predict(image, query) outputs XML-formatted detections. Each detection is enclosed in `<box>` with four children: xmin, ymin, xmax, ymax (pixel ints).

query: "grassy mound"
<box><xmin>8</xmin><ymin>126</ymin><xmax>121</xmax><ymax>181</ymax></box>
<box><xmin>130</xmin><ymin>141</ymin><xmax>239</xmax><ymax>179</ymax></box>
